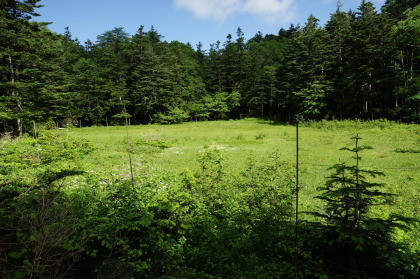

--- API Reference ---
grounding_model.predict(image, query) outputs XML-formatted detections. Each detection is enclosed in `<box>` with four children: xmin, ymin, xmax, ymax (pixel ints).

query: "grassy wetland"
<box><xmin>69</xmin><ymin>119</ymin><xmax>419</xmax><ymax>213</ymax></box>
<box><xmin>1</xmin><ymin>119</ymin><xmax>419</xmax><ymax>278</ymax></box>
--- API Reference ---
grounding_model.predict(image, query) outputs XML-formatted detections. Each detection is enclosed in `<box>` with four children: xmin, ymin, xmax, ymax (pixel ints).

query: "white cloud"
<box><xmin>174</xmin><ymin>0</ymin><xmax>297</xmax><ymax>24</ymax></box>
<box><xmin>174</xmin><ymin>0</ymin><xmax>242</xmax><ymax>22</ymax></box>
<box><xmin>243</xmin><ymin>0</ymin><xmax>296</xmax><ymax>24</ymax></box>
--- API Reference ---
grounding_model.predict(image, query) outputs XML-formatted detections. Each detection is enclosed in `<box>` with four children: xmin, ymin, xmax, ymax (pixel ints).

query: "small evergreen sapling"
<box><xmin>311</xmin><ymin>135</ymin><xmax>416</xmax><ymax>278</ymax></box>
<box><xmin>315</xmin><ymin>135</ymin><xmax>392</xmax><ymax>230</ymax></box>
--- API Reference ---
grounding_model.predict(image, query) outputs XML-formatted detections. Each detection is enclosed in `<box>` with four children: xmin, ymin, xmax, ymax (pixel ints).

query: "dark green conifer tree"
<box><xmin>127</xmin><ymin>26</ymin><xmax>168</xmax><ymax>122</ymax></box>
<box><xmin>94</xmin><ymin>27</ymin><xmax>130</xmax><ymax>124</ymax></box>
<box><xmin>308</xmin><ymin>135</ymin><xmax>417</xmax><ymax>277</ymax></box>
<box><xmin>325</xmin><ymin>9</ymin><xmax>354</xmax><ymax>119</ymax></box>
<box><xmin>389</xmin><ymin>5</ymin><xmax>420</xmax><ymax>121</ymax></box>
<box><xmin>0</xmin><ymin>0</ymin><xmax>63</xmax><ymax>135</ymax></box>
<box><xmin>279</xmin><ymin>16</ymin><xmax>331</xmax><ymax>119</ymax></box>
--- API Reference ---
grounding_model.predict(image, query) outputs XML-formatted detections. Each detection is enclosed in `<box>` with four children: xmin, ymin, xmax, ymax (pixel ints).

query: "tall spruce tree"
<box><xmin>352</xmin><ymin>1</ymin><xmax>382</xmax><ymax>116</ymax></box>
<box><xmin>0</xmin><ymin>0</ymin><xmax>60</xmax><ymax>135</ymax></box>
<box><xmin>242</xmin><ymin>33</ymin><xmax>266</xmax><ymax>117</ymax></box>
<box><xmin>277</xmin><ymin>24</ymin><xmax>301</xmax><ymax>120</ymax></box>
<box><xmin>71</xmin><ymin>58</ymin><xmax>107</xmax><ymax>126</ymax></box>
<box><xmin>94</xmin><ymin>27</ymin><xmax>130</xmax><ymax>124</ymax></box>
<box><xmin>280</xmin><ymin>16</ymin><xmax>331</xmax><ymax>119</ymax></box>
<box><xmin>206</xmin><ymin>41</ymin><xmax>224</xmax><ymax>94</ymax></box>
<box><xmin>325</xmin><ymin>9</ymin><xmax>354</xmax><ymax>119</ymax></box>
<box><xmin>389</xmin><ymin>5</ymin><xmax>420</xmax><ymax>120</ymax></box>
<box><xmin>127</xmin><ymin>26</ymin><xmax>167</xmax><ymax>122</ymax></box>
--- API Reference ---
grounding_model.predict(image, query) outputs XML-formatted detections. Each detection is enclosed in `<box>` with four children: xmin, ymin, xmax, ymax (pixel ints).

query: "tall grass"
<box><xmin>1</xmin><ymin>118</ymin><xmax>418</xmax><ymax>277</ymax></box>
<box><xmin>66</xmin><ymin>119</ymin><xmax>419</xmax><ymax>249</ymax></box>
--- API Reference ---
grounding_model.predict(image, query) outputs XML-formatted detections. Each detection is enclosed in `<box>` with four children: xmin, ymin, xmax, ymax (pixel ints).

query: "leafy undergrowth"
<box><xmin>0</xmin><ymin>120</ymin><xmax>419</xmax><ymax>278</ymax></box>
<box><xmin>0</xmin><ymin>130</ymin><xmax>93</xmax><ymax>183</ymax></box>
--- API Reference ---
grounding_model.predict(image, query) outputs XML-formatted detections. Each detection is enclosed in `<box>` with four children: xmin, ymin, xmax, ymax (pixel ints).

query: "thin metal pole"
<box><xmin>125</xmin><ymin>115</ymin><xmax>135</xmax><ymax>193</ymax></box>
<box><xmin>294</xmin><ymin>119</ymin><xmax>299</xmax><ymax>278</ymax></box>
<box><xmin>121</xmin><ymin>96</ymin><xmax>135</xmax><ymax>194</ymax></box>
<box><xmin>33</xmin><ymin>121</ymin><xmax>41</xmax><ymax>166</ymax></box>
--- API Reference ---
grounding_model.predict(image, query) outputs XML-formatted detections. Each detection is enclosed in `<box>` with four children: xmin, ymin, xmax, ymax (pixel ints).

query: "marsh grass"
<box><xmin>1</xmin><ymin>118</ymin><xmax>418</xmax><ymax>277</ymax></box>
<box><xmin>67</xmin><ymin>119</ymin><xmax>418</xmax><ymax>183</ymax></box>
<box><xmin>65</xmin><ymin>119</ymin><xmax>419</xmax><ymax>249</ymax></box>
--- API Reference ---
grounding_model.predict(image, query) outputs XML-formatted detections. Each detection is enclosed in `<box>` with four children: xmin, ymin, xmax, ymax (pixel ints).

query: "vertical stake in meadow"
<box><xmin>121</xmin><ymin>96</ymin><xmax>135</xmax><ymax>193</ymax></box>
<box><xmin>125</xmin><ymin>114</ymin><xmax>135</xmax><ymax>193</ymax></box>
<box><xmin>294</xmin><ymin>118</ymin><xmax>299</xmax><ymax>278</ymax></box>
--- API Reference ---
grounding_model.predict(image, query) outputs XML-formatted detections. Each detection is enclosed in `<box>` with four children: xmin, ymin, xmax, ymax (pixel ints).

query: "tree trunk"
<box><xmin>8</xmin><ymin>54</ymin><xmax>23</xmax><ymax>137</ymax></box>
<box><xmin>17</xmin><ymin>117</ymin><xmax>23</xmax><ymax>138</ymax></box>
<box><xmin>401</xmin><ymin>51</ymin><xmax>406</xmax><ymax>80</ymax></box>
<box><xmin>353</xmin><ymin>136</ymin><xmax>360</xmax><ymax>226</ymax></box>
<box><xmin>410</xmin><ymin>48</ymin><xmax>414</xmax><ymax>80</ymax></box>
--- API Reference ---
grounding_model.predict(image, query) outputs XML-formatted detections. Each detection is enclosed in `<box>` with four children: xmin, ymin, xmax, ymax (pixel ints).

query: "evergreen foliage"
<box><xmin>1</xmin><ymin>1</ymin><xmax>419</xmax><ymax>135</ymax></box>
<box><xmin>305</xmin><ymin>135</ymin><xmax>418</xmax><ymax>278</ymax></box>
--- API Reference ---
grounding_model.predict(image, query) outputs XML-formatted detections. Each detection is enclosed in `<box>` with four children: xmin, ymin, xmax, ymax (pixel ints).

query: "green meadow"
<box><xmin>1</xmin><ymin>119</ymin><xmax>419</xmax><ymax>278</ymax></box>
<box><xmin>69</xmin><ymin>119</ymin><xmax>419</xmax><ymax>214</ymax></box>
<box><xmin>65</xmin><ymin>119</ymin><xmax>420</xmax><ymax>250</ymax></box>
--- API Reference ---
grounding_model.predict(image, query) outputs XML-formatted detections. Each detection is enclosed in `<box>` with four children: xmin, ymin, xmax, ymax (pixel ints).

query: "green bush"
<box><xmin>305</xmin><ymin>135</ymin><xmax>419</xmax><ymax>278</ymax></box>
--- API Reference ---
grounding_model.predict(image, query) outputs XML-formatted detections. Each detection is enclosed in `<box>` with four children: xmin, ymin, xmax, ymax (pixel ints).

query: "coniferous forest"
<box><xmin>1</xmin><ymin>0</ymin><xmax>419</xmax><ymax>136</ymax></box>
<box><xmin>1</xmin><ymin>1</ymin><xmax>420</xmax><ymax>279</ymax></box>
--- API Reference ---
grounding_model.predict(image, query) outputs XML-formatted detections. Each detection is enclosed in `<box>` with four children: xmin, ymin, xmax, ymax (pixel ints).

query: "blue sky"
<box><xmin>37</xmin><ymin>0</ymin><xmax>386</xmax><ymax>50</ymax></box>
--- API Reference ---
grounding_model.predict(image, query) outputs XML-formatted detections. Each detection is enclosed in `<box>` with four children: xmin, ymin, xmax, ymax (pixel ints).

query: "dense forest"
<box><xmin>1</xmin><ymin>0</ymin><xmax>419</xmax><ymax>136</ymax></box>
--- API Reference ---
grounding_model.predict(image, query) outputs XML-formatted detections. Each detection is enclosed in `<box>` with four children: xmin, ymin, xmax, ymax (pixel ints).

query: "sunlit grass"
<box><xmin>69</xmin><ymin>119</ymin><xmax>418</xmax><ymax>176</ymax></box>
<box><xmin>12</xmin><ymin>118</ymin><xmax>412</xmax><ymax>251</ymax></box>
<box><xmin>69</xmin><ymin>118</ymin><xmax>419</xmax><ymax>216</ymax></box>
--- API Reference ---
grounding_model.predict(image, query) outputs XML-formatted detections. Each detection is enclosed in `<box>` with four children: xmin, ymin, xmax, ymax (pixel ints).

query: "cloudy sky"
<box><xmin>38</xmin><ymin>0</ymin><xmax>386</xmax><ymax>50</ymax></box>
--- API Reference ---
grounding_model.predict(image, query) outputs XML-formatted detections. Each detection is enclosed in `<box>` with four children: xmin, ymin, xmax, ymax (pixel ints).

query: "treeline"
<box><xmin>1</xmin><ymin>0</ymin><xmax>419</xmax><ymax>136</ymax></box>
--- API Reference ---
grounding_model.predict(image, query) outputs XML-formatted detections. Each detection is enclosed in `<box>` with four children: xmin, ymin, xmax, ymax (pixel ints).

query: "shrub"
<box><xmin>306</xmin><ymin>135</ymin><xmax>418</xmax><ymax>278</ymax></box>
